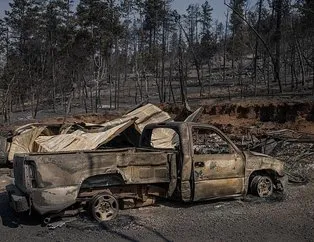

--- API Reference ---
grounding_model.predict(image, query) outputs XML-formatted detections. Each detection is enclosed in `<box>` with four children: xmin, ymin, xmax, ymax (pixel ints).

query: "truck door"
<box><xmin>191</xmin><ymin>126</ymin><xmax>245</xmax><ymax>201</ymax></box>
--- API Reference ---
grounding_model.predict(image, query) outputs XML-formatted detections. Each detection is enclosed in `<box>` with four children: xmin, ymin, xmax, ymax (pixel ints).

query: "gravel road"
<box><xmin>0</xmin><ymin>183</ymin><xmax>314</xmax><ymax>242</ymax></box>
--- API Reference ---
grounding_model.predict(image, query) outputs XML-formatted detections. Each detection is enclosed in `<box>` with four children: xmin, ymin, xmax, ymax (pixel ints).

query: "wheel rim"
<box><xmin>257</xmin><ymin>177</ymin><xmax>273</xmax><ymax>197</ymax></box>
<box><xmin>92</xmin><ymin>194</ymin><xmax>118</xmax><ymax>222</ymax></box>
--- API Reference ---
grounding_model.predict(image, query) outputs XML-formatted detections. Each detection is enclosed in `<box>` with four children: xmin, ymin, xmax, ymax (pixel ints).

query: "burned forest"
<box><xmin>0</xmin><ymin>0</ymin><xmax>314</xmax><ymax>241</ymax></box>
<box><xmin>0</xmin><ymin>0</ymin><xmax>313</xmax><ymax>117</ymax></box>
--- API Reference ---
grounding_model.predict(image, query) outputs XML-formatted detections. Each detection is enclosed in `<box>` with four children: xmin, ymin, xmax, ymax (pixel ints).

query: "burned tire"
<box><xmin>89</xmin><ymin>193</ymin><xmax>119</xmax><ymax>222</ymax></box>
<box><xmin>250</xmin><ymin>175</ymin><xmax>274</xmax><ymax>198</ymax></box>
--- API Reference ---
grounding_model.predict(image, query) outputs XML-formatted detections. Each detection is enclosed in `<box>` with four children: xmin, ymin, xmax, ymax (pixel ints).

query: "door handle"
<box><xmin>195</xmin><ymin>161</ymin><xmax>205</xmax><ymax>168</ymax></box>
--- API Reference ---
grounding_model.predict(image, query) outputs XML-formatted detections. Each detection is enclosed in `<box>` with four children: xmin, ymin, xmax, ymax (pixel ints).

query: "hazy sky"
<box><xmin>0</xmin><ymin>0</ymin><xmax>229</xmax><ymax>22</ymax></box>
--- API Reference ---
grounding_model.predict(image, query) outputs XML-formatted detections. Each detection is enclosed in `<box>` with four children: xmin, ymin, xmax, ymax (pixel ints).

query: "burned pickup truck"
<box><xmin>7</xmin><ymin>122</ymin><xmax>287</xmax><ymax>222</ymax></box>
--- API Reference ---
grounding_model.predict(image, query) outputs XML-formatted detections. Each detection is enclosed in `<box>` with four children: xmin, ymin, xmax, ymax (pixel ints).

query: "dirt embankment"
<box><xmin>2</xmin><ymin>100</ymin><xmax>314</xmax><ymax>137</ymax></box>
<box><xmin>175</xmin><ymin>100</ymin><xmax>314</xmax><ymax>136</ymax></box>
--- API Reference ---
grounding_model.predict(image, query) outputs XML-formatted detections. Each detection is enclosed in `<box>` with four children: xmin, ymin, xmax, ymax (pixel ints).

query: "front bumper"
<box><xmin>6</xmin><ymin>184</ymin><xmax>30</xmax><ymax>213</ymax></box>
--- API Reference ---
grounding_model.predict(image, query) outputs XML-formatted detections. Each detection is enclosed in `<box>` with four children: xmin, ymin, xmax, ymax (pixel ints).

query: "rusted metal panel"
<box><xmin>243</xmin><ymin>151</ymin><xmax>285</xmax><ymax>191</ymax></box>
<box><xmin>28</xmin><ymin>150</ymin><xmax>173</xmax><ymax>188</ymax></box>
<box><xmin>13</xmin><ymin>148</ymin><xmax>175</xmax><ymax>214</ymax></box>
<box><xmin>9</xmin><ymin>121</ymin><xmax>287</xmax><ymax>217</ymax></box>
<box><xmin>193</xmin><ymin>154</ymin><xmax>245</xmax><ymax>201</ymax></box>
<box><xmin>141</xmin><ymin>122</ymin><xmax>285</xmax><ymax>202</ymax></box>
<box><xmin>31</xmin><ymin>186</ymin><xmax>80</xmax><ymax>215</ymax></box>
<box><xmin>35</xmin><ymin>120</ymin><xmax>136</xmax><ymax>152</ymax></box>
<box><xmin>193</xmin><ymin>178</ymin><xmax>245</xmax><ymax>201</ymax></box>
<box><xmin>178</xmin><ymin>124</ymin><xmax>194</xmax><ymax>202</ymax></box>
<box><xmin>5</xmin><ymin>104</ymin><xmax>172</xmax><ymax>161</ymax></box>
<box><xmin>8</xmin><ymin>126</ymin><xmax>48</xmax><ymax>161</ymax></box>
<box><xmin>190</xmin><ymin>124</ymin><xmax>246</xmax><ymax>201</ymax></box>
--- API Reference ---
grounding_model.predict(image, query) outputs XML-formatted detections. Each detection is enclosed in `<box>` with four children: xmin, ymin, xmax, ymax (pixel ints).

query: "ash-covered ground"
<box><xmin>1</xmin><ymin>100</ymin><xmax>314</xmax><ymax>241</ymax></box>
<box><xmin>0</xmin><ymin>183</ymin><xmax>313</xmax><ymax>242</ymax></box>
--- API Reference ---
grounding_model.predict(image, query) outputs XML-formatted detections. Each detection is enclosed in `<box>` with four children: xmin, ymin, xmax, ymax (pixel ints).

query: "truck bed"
<box><xmin>15</xmin><ymin>147</ymin><xmax>177</xmax><ymax>190</ymax></box>
<box><xmin>11</xmin><ymin>147</ymin><xmax>177</xmax><ymax>215</ymax></box>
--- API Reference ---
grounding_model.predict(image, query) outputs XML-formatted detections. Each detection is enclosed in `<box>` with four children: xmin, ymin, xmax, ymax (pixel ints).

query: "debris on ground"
<box><xmin>1</xmin><ymin>104</ymin><xmax>171</xmax><ymax>162</ymax></box>
<box><xmin>47</xmin><ymin>217</ymin><xmax>78</xmax><ymax>230</ymax></box>
<box><xmin>230</xmin><ymin>129</ymin><xmax>314</xmax><ymax>183</ymax></box>
<box><xmin>0</xmin><ymin>103</ymin><xmax>203</xmax><ymax>164</ymax></box>
<box><xmin>1</xmin><ymin>101</ymin><xmax>314</xmax><ymax>185</ymax></box>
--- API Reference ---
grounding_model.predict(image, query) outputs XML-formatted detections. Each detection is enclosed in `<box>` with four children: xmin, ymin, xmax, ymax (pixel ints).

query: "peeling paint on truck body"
<box><xmin>8</xmin><ymin>122</ymin><xmax>286</xmax><ymax>216</ymax></box>
<box><xmin>11</xmin><ymin>148</ymin><xmax>176</xmax><ymax>214</ymax></box>
<box><xmin>142</xmin><ymin>122</ymin><xmax>286</xmax><ymax>202</ymax></box>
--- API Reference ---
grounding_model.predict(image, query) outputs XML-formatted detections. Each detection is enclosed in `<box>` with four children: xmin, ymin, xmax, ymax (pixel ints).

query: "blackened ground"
<box><xmin>0</xmin><ymin>183</ymin><xmax>314</xmax><ymax>242</ymax></box>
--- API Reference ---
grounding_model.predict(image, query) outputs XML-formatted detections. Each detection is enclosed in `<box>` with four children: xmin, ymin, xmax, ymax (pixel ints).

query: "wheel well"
<box><xmin>248</xmin><ymin>169</ymin><xmax>278</xmax><ymax>192</ymax></box>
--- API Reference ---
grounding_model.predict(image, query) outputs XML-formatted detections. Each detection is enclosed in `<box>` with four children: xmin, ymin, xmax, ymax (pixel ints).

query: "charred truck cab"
<box><xmin>7</xmin><ymin>122</ymin><xmax>287</xmax><ymax>222</ymax></box>
<box><xmin>141</xmin><ymin>122</ymin><xmax>287</xmax><ymax>201</ymax></box>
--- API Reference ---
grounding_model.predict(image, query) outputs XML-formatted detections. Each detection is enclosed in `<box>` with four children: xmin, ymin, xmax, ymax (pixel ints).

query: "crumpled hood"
<box><xmin>244</xmin><ymin>150</ymin><xmax>285</xmax><ymax>176</ymax></box>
